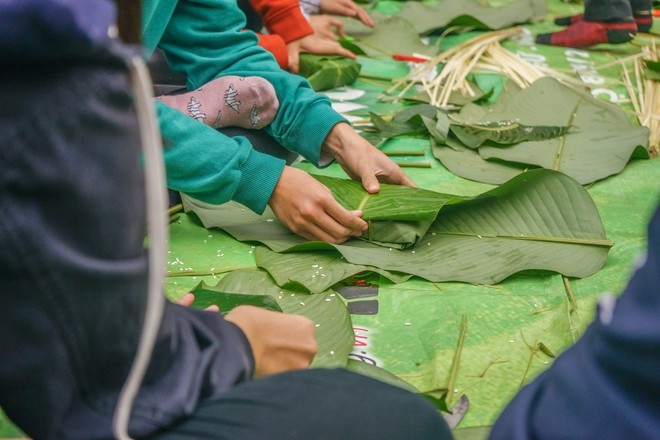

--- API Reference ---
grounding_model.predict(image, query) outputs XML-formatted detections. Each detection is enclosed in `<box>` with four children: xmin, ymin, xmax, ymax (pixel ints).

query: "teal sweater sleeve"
<box><xmin>144</xmin><ymin>0</ymin><xmax>347</xmax><ymax>213</ymax></box>
<box><xmin>158</xmin><ymin>103</ymin><xmax>285</xmax><ymax>211</ymax></box>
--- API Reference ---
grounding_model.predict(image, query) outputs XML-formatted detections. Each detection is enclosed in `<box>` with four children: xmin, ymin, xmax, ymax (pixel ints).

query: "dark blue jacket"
<box><xmin>0</xmin><ymin>2</ymin><xmax>254</xmax><ymax>438</ymax></box>
<box><xmin>0</xmin><ymin>0</ymin><xmax>115</xmax><ymax>60</ymax></box>
<box><xmin>490</xmin><ymin>203</ymin><xmax>660</xmax><ymax>439</ymax></box>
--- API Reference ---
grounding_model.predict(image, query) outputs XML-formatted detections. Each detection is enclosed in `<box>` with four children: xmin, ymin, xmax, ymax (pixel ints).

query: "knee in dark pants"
<box><xmin>151</xmin><ymin>368</ymin><xmax>452</xmax><ymax>440</ymax></box>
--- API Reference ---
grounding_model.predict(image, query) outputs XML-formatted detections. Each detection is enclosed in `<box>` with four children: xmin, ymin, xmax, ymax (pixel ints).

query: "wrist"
<box><xmin>321</xmin><ymin>121</ymin><xmax>351</xmax><ymax>159</ymax></box>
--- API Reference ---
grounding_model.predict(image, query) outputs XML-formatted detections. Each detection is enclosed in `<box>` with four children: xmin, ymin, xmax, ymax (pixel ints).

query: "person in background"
<box><xmin>536</xmin><ymin>0</ymin><xmax>653</xmax><ymax>47</ymax></box>
<box><xmin>243</xmin><ymin>0</ymin><xmax>374</xmax><ymax>73</ymax></box>
<box><xmin>0</xmin><ymin>1</ymin><xmax>451</xmax><ymax>438</ymax></box>
<box><xmin>144</xmin><ymin>0</ymin><xmax>413</xmax><ymax>245</ymax></box>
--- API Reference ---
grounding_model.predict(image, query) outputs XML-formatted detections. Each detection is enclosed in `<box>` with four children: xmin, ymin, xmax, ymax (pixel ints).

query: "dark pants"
<box><xmin>150</xmin><ymin>368</ymin><xmax>452</xmax><ymax>440</ymax></box>
<box><xmin>585</xmin><ymin>0</ymin><xmax>652</xmax><ymax>21</ymax></box>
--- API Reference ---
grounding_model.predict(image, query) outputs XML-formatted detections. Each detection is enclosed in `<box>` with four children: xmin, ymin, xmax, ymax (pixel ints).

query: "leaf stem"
<box><xmin>518</xmin><ymin>330</ymin><xmax>540</xmax><ymax>390</ymax></box>
<box><xmin>384</xmin><ymin>150</ymin><xmax>426</xmax><ymax>156</ymax></box>
<box><xmin>553</xmin><ymin>100</ymin><xmax>581</xmax><ymax>171</ymax></box>
<box><xmin>432</xmin><ymin>231</ymin><xmax>614</xmax><ymax>247</ymax></box>
<box><xmin>562</xmin><ymin>275</ymin><xmax>578</xmax><ymax>311</ymax></box>
<box><xmin>394</xmin><ymin>161</ymin><xmax>432</xmax><ymax>168</ymax></box>
<box><xmin>168</xmin><ymin>203</ymin><xmax>184</xmax><ymax>216</ymax></box>
<box><xmin>445</xmin><ymin>314</ymin><xmax>468</xmax><ymax>406</ymax></box>
<box><xmin>166</xmin><ymin>267</ymin><xmax>258</xmax><ymax>278</ymax></box>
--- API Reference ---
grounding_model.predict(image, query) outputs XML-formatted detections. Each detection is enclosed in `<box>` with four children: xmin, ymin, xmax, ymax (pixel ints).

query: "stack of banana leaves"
<box><xmin>366</xmin><ymin>77</ymin><xmax>650</xmax><ymax>185</ymax></box>
<box><xmin>182</xmin><ymin>168</ymin><xmax>614</xmax><ymax>380</ymax></box>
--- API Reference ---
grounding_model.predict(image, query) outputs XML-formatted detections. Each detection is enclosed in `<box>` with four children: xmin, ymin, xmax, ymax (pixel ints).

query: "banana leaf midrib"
<box><xmin>432</xmin><ymin>231</ymin><xmax>614</xmax><ymax>247</ymax></box>
<box><xmin>553</xmin><ymin>100</ymin><xmax>581</xmax><ymax>171</ymax></box>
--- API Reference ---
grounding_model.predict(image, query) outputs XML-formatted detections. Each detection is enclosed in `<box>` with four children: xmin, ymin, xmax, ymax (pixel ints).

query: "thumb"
<box><xmin>361</xmin><ymin>174</ymin><xmax>380</xmax><ymax>193</ymax></box>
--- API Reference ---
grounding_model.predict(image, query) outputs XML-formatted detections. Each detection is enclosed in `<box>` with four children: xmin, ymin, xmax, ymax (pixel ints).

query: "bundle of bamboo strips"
<box><xmin>621</xmin><ymin>42</ymin><xmax>659</xmax><ymax>157</ymax></box>
<box><xmin>386</xmin><ymin>27</ymin><xmax>584</xmax><ymax>107</ymax></box>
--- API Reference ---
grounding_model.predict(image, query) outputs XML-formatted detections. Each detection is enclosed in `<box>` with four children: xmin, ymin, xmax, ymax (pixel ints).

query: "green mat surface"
<box><xmin>2</xmin><ymin>1</ymin><xmax>658</xmax><ymax>437</ymax></box>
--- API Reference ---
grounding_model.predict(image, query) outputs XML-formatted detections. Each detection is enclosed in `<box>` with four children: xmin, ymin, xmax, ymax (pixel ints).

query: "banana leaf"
<box><xmin>644</xmin><ymin>60</ymin><xmax>660</xmax><ymax>81</ymax></box>
<box><xmin>376</xmin><ymin>101</ymin><xmax>569</xmax><ymax>152</ymax></box>
<box><xmin>298</xmin><ymin>54</ymin><xmax>361</xmax><ymax>91</ymax></box>
<box><xmin>395</xmin><ymin>0</ymin><xmax>546</xmax><ymax>35</ymax></box>
<box><xmin>255</xmin><ymin>246</ymin><xmax>411</xmax><ymax>293</ymax></box>
<box><xmin>449</xmin><ymin>120</ymin><xmax>570</xmax><ymax>149</ymax></box>
<box><xmin>432</xmin><ymin>77</ymin><xmax>650</xmax><ymax>185</ymax></box>
<box><xmin>314</xmin><ymin>174</ymin><xmax>465</xmax><ymax>248</ymax></box>
<box><xmin>191</xmin><ymin>280</ymin><xmax>282</xmax><ymax>312</ymax></box>
<box><xmin>194</xmin><ymin>270</ymin><xmax>354</xmax><ymax>369</ymax></box>
<box><xmin>182</xmin><ymin>170</ymin><xmax>612</xmax><ymax>290</ymax></box>
<box><xmin>342</xmin><ymin>16</ymin><xmax>437</xmax><ymax>57</ymax></box>
<box><xmin>341</xmin><ymin>0</ymin><xmax>545</xmax><ymax>37</ymax></box>
<box><xmin>365</xmin><ymin>104</ymin><xmax>444</xmax><ymax>146</ymax></box>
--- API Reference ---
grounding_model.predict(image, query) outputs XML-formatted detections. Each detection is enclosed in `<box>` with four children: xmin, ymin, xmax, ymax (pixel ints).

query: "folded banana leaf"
<box><xmin>192</xmin><ymin>270</ymin><xmax>354</xmax><ymax>369</ymax></box>
<box><xmin>362</xmin><ymin>104</ymin><xmax>438</xmax><ymax>146</ymax></box>
<box><xmin>298</xmin><ymin>54</ymin><xmax>361</xmax><ymax>91</ymax></box>
<box><xmin>182</xmin><ymin>170</ymin><xmax>613</xmax><ymax>292</ymax></box>
<box><xmin>371</xmin><ymin>103</ymin><xmax>569</xmax><ymax>150</ymax></box>
<box><xmin>315</xmin><ymin>174</ymin><xmax>465</xmax><ymax>248</ymax></box>
<box><xmin>431</xmin><ymin>77</ymin><xmax>650</xmax><ymax>185</ymax></box>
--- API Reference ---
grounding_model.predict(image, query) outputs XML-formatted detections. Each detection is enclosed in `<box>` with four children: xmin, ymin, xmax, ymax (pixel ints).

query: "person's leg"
<box><xmin>554</xmin><ymin>0</ymin><xmax>653</xmax><ymax>31</ymax></box>
<box><xmin>148</xmin><ymin>368</ymin><xmax>452</xmax><ymax>440</ymax></box>
<box><xmin>155</xmin><ymin>76</ymin><xmax>280</xmax><ymax>130</ymax></box>
<box><xmin>537</xmin><ymin>0</ymin><xmax>639</xmax><ymax>47</ymax></box>
<box><xmin>628</xmin><ymin>0</ymin><xmax>654</xmax><ymax>32</ymax></box>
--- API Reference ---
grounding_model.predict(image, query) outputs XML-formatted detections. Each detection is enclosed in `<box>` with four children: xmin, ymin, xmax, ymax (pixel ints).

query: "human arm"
<box><xmin>267</xmin><ymin>122</ymin><xmax>415</xmax><ymax>243</ymax></box>
<box><xmin>319</xmin><ymin>0</ymin><xmax>375</xmax><ymax>27</ymax></box>
<box><xmin>249</xmin><ymin>0</ymin><xmax>354</xmax><ymax>72</ymax></box>
<box><xmin>151</xmin><ymin>0</ymin><xmax>412</xmax><ymax>241</ymax></box>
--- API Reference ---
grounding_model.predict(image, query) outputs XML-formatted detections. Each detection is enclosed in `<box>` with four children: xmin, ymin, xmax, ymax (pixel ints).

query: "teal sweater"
<box><xmin>142</xmin><ymin>0</ymin><xmax>346</xmax><ymax>213</ymax></box>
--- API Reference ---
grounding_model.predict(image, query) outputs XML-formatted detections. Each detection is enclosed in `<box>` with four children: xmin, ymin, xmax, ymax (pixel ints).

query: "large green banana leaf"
<box><xmin>314</xmin><ymin>174</ymin><xmax>464</xmax><ymax>248</ymax></box>
<box><xmin>193</xmin><ymin>270</ymin><xmax>354</xmax><ymax>369</ymax></box>
<box><xmin>362</xmin><ymin>104</ymin><xmax>437</xmax><ymax>146</ymax></box>
<box><xmin>182</xmin><ymin>170</ymin><xmax>612</xmax><ymax>289</ymax></box>
<box><xmin>298</xmin><ymin>54</ymin><xmax>361</xmax><ymax>91</ymax></box>
<box><xmin>433</xmin><ymin>77</ymin><xmax>650</xmax><ymax>185</ymax></box>
<box><xmin>431</xmin><ymin>138</ymin><xmax>527</xmax><ymax>185</ymax></box>
<box><xmin>255</xmin><ymin>246</ymin><xmax>411</xmax><ymax>293</ymax></box>
<box><xmin>342</xmin><ymin>16</ymin><xmax>437</xmax><ymax>57</ymax></box>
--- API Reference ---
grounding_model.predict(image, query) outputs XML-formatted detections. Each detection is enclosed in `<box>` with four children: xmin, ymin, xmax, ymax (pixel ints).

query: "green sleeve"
<box><xmin>155</xmin><ymin>0</ymin><xmax>347</xmax><ymax>164</ymax></box>
<box><xmin>157</xmin><ymin>102</ymin><xmax>285</xmax><ymax>213</ymax></box>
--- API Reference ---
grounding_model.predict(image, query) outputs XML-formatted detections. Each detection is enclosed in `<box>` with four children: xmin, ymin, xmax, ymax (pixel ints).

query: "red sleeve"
<box><xmin>256</xmin><ymin>32</ymin><xmax>289</xmax><ymax>69</ymax></box>
<box><xmin>249</xmin><ymin>0</ymin><xmax>314</xmax><ymax>43</ymax></box>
